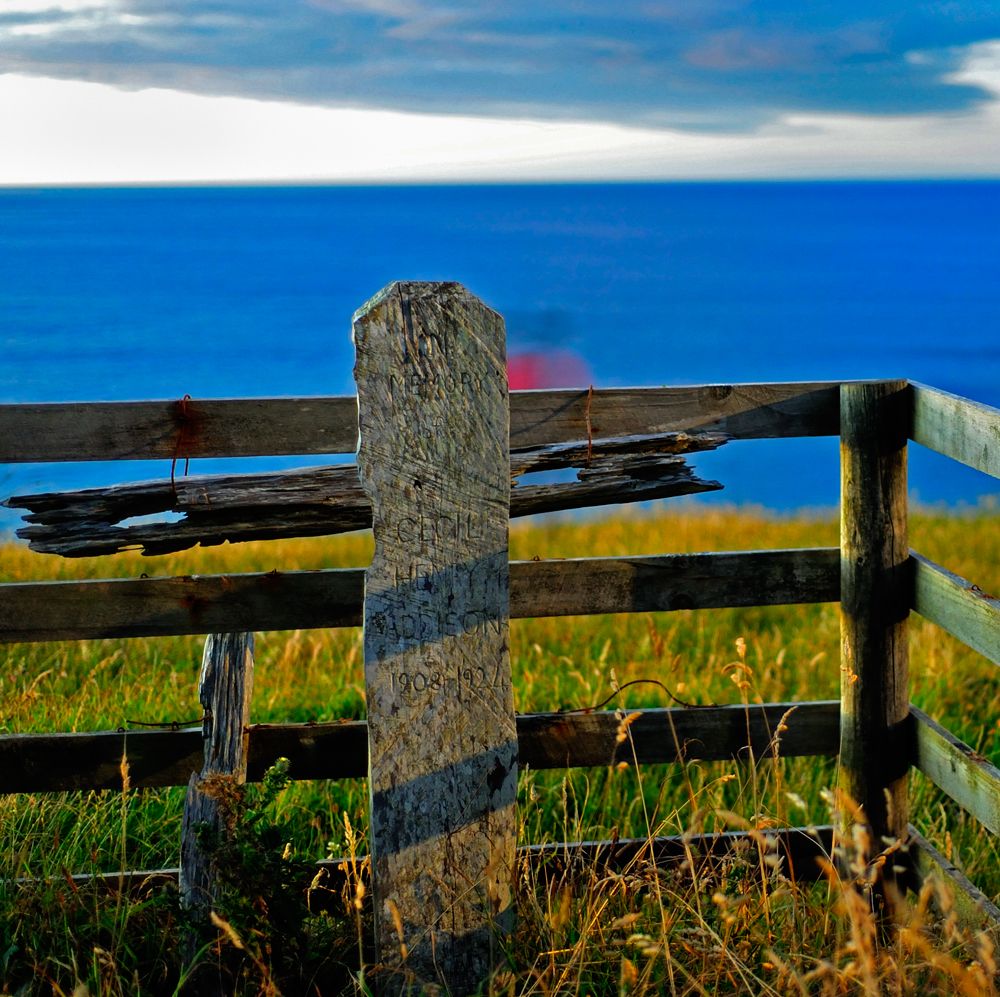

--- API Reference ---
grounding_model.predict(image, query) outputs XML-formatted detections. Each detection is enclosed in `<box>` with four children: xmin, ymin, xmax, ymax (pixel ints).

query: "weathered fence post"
<box><xmin>179</xmin><ymin>632</ymin><xmax>255</xmax><ymax>957</ymax></box>
<box><xmin>353</xmin><ymin>281</ymin><xmax>516</xmax><ymax>995</ymax></box>
<box><xmin>839</xmin><ymin>380</ymin><xmax>910</xmax><ymax>904</ymax></box>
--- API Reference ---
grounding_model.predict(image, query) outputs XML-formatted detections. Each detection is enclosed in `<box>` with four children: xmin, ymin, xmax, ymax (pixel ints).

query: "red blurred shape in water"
<box><xmin>507</xmin><ymin>350</ymin><xmax>591</xmax><ymax>390</ymax></box>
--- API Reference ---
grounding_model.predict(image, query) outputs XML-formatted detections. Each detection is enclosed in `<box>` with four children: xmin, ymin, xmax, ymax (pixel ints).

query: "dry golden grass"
<box><xmin>1</xmin><ymin>507</ymin><xmax>999</xmax><ymax>994</ymax></box>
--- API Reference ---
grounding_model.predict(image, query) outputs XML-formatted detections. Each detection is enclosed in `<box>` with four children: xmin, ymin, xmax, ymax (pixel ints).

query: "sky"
<box><xmin>1</xmin><ymin>1</ymin><xmax>1000</xmax><ymax>182</ymax></box>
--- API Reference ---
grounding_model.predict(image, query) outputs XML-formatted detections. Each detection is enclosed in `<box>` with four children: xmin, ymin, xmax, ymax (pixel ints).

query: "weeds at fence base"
<box><xmin>2</xmin><ymin>729</ymin><xmax>998</xmax><ymax>994</ymax></box>
<box><xmin>1</xmin><ymin>796</ymin><xmax>998</xmax><ymax>996</ymax></box>
<box><xmin>0</xmin><ymin>760</ymin><xmax>365</xmax><ymax>997</ymax></box>
<box><xmin>498</xmin><ymin>798</ymin><xmax>999</xmax><ymax>997</ymax></box>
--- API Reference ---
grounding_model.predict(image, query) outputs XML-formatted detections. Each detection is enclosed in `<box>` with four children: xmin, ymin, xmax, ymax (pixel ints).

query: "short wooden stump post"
<box><xmin>179</xmin><ymin>631</ymin><xmax>255</xmax><ymax>983</ymax></box>
<box><xmin>353</xmin><ymin>281</ymin><xmax>517</xmax><ymax>996</ymax></box>
<box><xmin>839</xmin><ymin>380</ymin><xmax>910</xmax><ymax>911</ymax></box>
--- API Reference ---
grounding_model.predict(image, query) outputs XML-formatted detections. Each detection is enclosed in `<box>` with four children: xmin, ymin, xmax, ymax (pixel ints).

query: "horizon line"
<box><xmin>4</xmin><ymin>175</ymin><xmax>1000</xmax><ymax>191</ymax></box>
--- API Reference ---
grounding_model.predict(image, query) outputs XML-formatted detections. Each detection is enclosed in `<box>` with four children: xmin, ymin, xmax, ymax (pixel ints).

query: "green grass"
<box><xmin>2</xmin><ymin>507</ymin><xmax>1000</xmax><ymax>994</ymax></box>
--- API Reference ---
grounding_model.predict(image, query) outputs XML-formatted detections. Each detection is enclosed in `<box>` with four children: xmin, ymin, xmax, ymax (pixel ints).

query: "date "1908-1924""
<box><xmin>389</xmin><ymin>661</ymin><xmax>506</xmax><ymax>699</ymax></box>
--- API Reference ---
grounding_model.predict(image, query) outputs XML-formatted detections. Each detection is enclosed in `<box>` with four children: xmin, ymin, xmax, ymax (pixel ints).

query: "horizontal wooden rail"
<box><xmin>0</xmin><ymin>701</ymin><xmax>840</xmax><ymax>794</ymax></box>
<box><xmin>45</xmin><ymin>825</ymin><xmax>839</xmax><ymax>898</ymax></box>
<box><xmin>9</xmin><ymin>432</ymin><xmax>724</xmax><ymax>523</ymax></box>
<box><xmin>7</xmin><ymin>432</ymin><xmax>727</xmax><ymax>557</ymax></box>
<box><xmin>910</xmin><ymin>382</ymin><xmax>1000</xmax><ymax>480</ymax></box>
<box><xmin>910</xmin><ymin>706</ymin><xmax>1000</xmax><ymax>837</ymax></box>
<box><xmin>911</xmin><ymin>551</ymin><xmax>1000</xmax><ymax>668</ymax></box>
<box><xmin>0</xmin><ymin>382</ymin><xmax>844</xmax><ymax>464</ymax></box>
<box><xmin>519</xmin><ymin>825</ymin><xmax>835</xmax><ymax>884</ymax></box>
<box><xmin>0</xmin><ymin>397</ymin><xmax>361</xmax><ymax>464</ymax></box>
<box><xmin>0</xmin><ymin>548</ymin><xmax>840</xmax><ymax>644</ymax></box>
<box><xmin>36</xmin><ymin>824</ymin><xmax>1000</xmax><ymax>927</ymax></box>
<box><xmin>510</xmin><ymin>548</ymin><xmax>839</xmax><ymax>617</ymax></box>
<box><xmin>905</xmin><ymin>825</ymin><xmax>1000</xmax><ymax>930</ymax></box>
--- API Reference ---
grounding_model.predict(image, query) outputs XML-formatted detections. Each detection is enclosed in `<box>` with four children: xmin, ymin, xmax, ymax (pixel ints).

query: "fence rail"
<box><xmin>911</xmin><ymin>381</ymin><xmax>1000</xmax><ymax>480</ymax></box>
<box><xmin>7</xmin><ymin>378</ymin><xmax>994</xmax><ymax>468</ymax></box>
<box><xmin>0</xmin><ymin>548</ymin><xmax>838</xmax><ymax>643</ymax></box>
<box><xmin>0</xmin><ymin>700</ymin><xmax>842</xmax><ymax>795</ymax></box>
<box><xmin>0</xmin><ymin>381</ymin><xmax>845</xmax><ymax>464</ymax></box>
<box><xmin>912</xmin><ymin>551</ymin><xmax>1000</xmax><ymax>667</ymax></box>
<box><xmin>4</xmin><ymin>548</ymin><xmax>996</xmax><ymax>671</ymax></box>
<box><xmin>911</xmin><ymin>705</ymin><xmax>1000</xmax><ymax>836</ymax></box>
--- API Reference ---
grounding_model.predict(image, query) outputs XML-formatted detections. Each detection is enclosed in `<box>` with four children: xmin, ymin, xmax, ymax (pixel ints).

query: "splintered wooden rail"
<box><xmin>4</xmin><ymin>281</ymin><xmax>1000</xmax><ymax>994</ymax></box>
<box><xmin>6</xmin><ymin>431</ymin><xmax>728</xmax><ymax>557</ymax></box>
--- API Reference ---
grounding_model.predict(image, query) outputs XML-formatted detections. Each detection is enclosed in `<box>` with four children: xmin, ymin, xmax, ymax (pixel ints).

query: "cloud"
<box><xmin>949</xmin><ymin>37</ymin><xmax>1000</xmax><ymax>95</ymax></box>
<box><xmin>1</xmin><ymin>0</ymin><xmax>999</xmax><ymax>128</ymax></box>
<box><xmin>1</xmin><ymin>44</ymin><xmax>998</xmax><ymax>185</ymax></box>
<box><xmin>684</xmin><ymin>24</ymin><xmax>889</xmax><ymax>72</ymax></box>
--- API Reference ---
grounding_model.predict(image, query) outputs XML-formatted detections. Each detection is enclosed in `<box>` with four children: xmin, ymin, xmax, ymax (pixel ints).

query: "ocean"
<box><xmin>2</xmin><ymin>181</ymin><xmax>999</xmax><ymax>529</ymax></box>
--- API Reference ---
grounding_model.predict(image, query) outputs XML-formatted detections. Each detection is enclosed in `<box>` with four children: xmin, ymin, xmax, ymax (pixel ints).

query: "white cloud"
<box><xmin>0</xmin><ymin>42</ymin><xmax>999</xmax><ymax>185</ymax></box>
<box><xmin>0</xmin><ymin>0</ymin><xmax>133</xmax><ymax>41</ymax></box>
<box><xmin>0</xmin><ymin>0</ymin><xmax>111</xmax><ymax>11</ymax></box>
<box><xmin>7</xmin><ymin>17</ymin><xmax>94</xmax><ymax>34</ymax></box>
<box><xmin>947</xmin><ymin>39</ymin><xmax>1000</xmax><ymax>96</ymax></box>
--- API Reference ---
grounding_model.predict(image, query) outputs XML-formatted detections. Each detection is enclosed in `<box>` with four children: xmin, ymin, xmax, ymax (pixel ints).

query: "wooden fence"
<box><xmin>3</xmin><ymin>281</ymin><xmax>1000</xmax><ymax>993</ymax></box>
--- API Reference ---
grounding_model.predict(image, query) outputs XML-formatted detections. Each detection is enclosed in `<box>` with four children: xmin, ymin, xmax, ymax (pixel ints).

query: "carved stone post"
<box><xmin>353</xmin><ymin>282</ymin><xmax>516</xmax><ymax>995</ymax></box>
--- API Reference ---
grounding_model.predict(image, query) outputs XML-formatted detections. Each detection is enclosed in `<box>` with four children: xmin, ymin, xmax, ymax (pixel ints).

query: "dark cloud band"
<box><xmin>1</xmin><ymin>0</ymin><xmax>997</xmax><ymax>127</ymax></box>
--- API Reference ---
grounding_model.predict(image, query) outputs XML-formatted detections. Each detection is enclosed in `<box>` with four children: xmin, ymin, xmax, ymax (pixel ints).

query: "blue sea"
<box><xmin>2</xmin><ymin>181</ymin><xmax>1000</xmax><ymax>529</ymax></box>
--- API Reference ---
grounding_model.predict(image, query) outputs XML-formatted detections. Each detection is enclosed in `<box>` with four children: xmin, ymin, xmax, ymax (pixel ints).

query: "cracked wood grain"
<box><xmin>6</xmin><ymin>432</ymin><xmax>725</xmax><ymax>558</ymax></box>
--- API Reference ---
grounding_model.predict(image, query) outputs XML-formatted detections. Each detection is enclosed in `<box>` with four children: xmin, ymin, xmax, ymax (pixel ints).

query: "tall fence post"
<box><xmin>179</xmin><ymin>632</ymin><xmax>255</xmax><ymax>966</ymax></box>
<box><xmin>353</xmin><ymin>281</ymin><xmax>516</xmax><ymax>996</ymax></box>
<box><xmin>839</xmin><ymin>380</ymin><xmax>910</xmax><ymax>904</ymax></box>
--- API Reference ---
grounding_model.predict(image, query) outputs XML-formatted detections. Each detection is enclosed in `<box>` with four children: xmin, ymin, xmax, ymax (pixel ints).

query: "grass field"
<box><xmin>2</xmin><ymin>506</ymin><xmax>1000</xmax><ymax>995</ymax></box>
